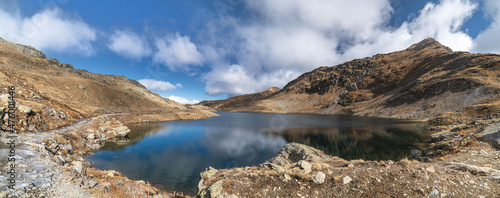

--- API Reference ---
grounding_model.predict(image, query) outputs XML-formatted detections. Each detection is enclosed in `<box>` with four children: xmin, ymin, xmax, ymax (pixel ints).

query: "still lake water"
<box><xmin>86</xmin><ymin>112</ymin><xmax>430</xmax><ymax>194</ymax></box>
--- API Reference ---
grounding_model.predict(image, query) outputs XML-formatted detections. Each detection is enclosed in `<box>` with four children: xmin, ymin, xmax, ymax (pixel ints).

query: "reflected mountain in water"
<box><xmin>279</xmin><ymin>123</ymin><xmax>429</xmax><ymax>160</ymax></box>
<box><xmin>87</xmin><ymin>112</ymin><xmax>431</xmax><ymax>195</ymax></box>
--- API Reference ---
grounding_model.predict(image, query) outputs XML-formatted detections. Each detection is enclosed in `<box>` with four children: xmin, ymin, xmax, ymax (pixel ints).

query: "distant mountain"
<box><xmin>198</xmin><ymin>87</ymin><xmax>280</xmax><ymax>111</ymax></box>
<box><xmin>200</xmin><ymin>38</ymin><xmax>500</xmax><ymax>122</ymax></box>
<box><xmin>0</xmin><ymin>37</ymin><xmax>210</xmax><ymax>132</ymax></box>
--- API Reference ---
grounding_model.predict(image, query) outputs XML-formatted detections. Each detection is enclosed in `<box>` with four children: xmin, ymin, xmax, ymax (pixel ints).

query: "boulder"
<box><xmin>18</xmin><ymin>105</ymin><xmax>32</xmax><ymax>114</ymax></box>
<box><xmin>197</xmin><ymin>166</ymin><xmax>219</xmax><ymax>194</ymax></box>
<box><xmin>477</xmin><ymin>122</ymin><xmax>500</xmax><ymax>149</ymax></box>
<box><xmin>342</xmin><ymin>176</ymin><xmax>352</xmax><ymax>184</ymax></box>
<box><xmin>267</xmin><ymin>142</ymin><xmax>330</xmax><ymax>165</ymax></box>
<box><xmin>72</xmin><ymin>161</ymin><xmax>84</xmax><ymax>176</ymax></box>
<box><xmin>109</xmin><ymin>126</ymin><xmax>130</xmax><ymax>137</ymax></box>
<box><xmin>410</xmin><ymin>149</ymin><xmax>422</xmax><ymax>158</ymax></box>
<box><xmin>430</xmin><ymin>131</ymin><xmax>457</xmax><ymax>142</ymax></box>
<box><xmin>312</xmin><ymin>171</ymin><xmax>326</xmax><ymax>184</ymax></box>
<box><xmin>199</xmin><ymin>180</ymin><xmax>224</xmax><ymax>198</ymax></box>
<box><xmin>297</xmin><ymin>160</ymin><xmax>312</xmax><ymax>174</ymax></box>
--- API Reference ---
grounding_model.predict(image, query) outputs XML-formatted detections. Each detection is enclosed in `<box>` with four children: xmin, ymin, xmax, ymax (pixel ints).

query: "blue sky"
<box><xmin>1</xmin><ymin>0</ymin><xmax>500</xmax><ymax>104</ymax></box>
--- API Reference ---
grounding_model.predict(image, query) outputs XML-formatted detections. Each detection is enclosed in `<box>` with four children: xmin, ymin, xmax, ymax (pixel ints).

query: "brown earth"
<box><xmin>198</xmin><ymin>87</ymin><xmax>280</xmax><ymax>112</ymax></box>
<box><xmin>200</xmin><ymin>38</ymin><xmax>500</xmax><ymax>124</ymax></box>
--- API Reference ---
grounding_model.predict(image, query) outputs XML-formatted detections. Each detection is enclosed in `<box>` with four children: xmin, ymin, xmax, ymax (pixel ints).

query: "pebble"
<box><xmin>428</xmin><ymin>189</ymin><xmax>439</xmax><ymax>196</ymax></box>
<box><xmin>342</xmin><ymin>176</ymin><xmax>352</xmax><ymax>185</ymax></box>
<box><xmin>283</xmin><ymin>173</ymin><xmax>291</xmax><ymax>181</ymax></box>
<box><xmin>312</xmin><ymin>171</ymin><xmax>326</xmax><ymax>184</ymax></box>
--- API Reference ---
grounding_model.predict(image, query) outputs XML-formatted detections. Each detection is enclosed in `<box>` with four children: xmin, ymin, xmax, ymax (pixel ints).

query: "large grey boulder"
<box><xmin>267</xmin><ymin>142</ymin><xmax>330</xmax><ymax>165</ymax></box>
<box><xmin>477</xmin><ymin>122</ymin><xmax>500</xmax><ymax>149</ymax></box>
<box><xmin>109</xmin><ymin>126</ymin><xmax>130</xmax><ymax>137</ymax></box>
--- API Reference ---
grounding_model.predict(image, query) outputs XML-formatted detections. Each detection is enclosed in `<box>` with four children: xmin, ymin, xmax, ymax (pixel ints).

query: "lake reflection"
<box><xmin>86</xmin><ymin>112</ymin><xmax>430</xmax><ymax>194</ymax></box>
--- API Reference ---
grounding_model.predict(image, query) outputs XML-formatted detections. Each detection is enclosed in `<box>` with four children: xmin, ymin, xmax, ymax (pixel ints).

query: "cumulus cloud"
<box><xmin>153</xmin><ymin>33</ymin><xmax>204</xmax><ymax>71</ymax></box>
<box><xmin>108</xmin><ymin>30</ymin><xmax>151</xmax><ymax>60</ymax></box>
<box><xmin>0</xmin><ymin>7</ymin><xmax>96</xmax><ymax>55</ymax></box>
<box><xmin>472</xmin><ymin>0</ymin><xmax>500</xmax><ymax>53</ymax></box>
<box><xmin>138</xmin><ymin>79</ymin><xmax>181</xmax><ymax>91</ymax></box>
<box><xmin>201</xmin><ymin>0</ymin><xmax>479</xmax><ymax>96</ymax></box>
<box><xmin>203</xmin><ymin>64</ymin><xmax>300</xmax><ymax>96</ymax></box>
<box><xmin>166</xmin><ymin>95</ymin><xmax>200</xmax><ymax>104</ymax></box>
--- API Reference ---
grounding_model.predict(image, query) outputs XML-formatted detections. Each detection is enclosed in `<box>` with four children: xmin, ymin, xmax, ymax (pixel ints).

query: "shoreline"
<box><xmin>0</xmin><ymin>109</ymin><xmax>216</xmax><ymax>197</ymax></box>
<box><xmin>1</xmin><ymin>109</ymin><xmax>499</xmax><ymax>197</ymax></box>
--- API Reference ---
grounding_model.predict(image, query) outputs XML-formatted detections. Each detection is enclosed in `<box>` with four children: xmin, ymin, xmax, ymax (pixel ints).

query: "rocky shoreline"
<box><xmin>0</xmin><ymin>110</ymin><xmax>499</xmax><ymax>197</ymax></box>
<box><xmin>0</xmin><ymin>110</ymin><xmax>216</xmax><ymax>198</ymax></box>
<box><xmin>197</xmin><ymin>138</ymin><xmax>500</xmax><ymax>197</ymax></box>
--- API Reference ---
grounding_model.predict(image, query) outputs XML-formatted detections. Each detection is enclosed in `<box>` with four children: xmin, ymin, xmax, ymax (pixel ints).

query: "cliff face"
<box><xmin>201</xmin><ymin>38</ymin><xmax>500</xmax><ymax>121</ymax></box>
<box><xmin>0</xmin><ymin>38</ymin><xmax>197</xmax><ymax>132</ymax></box>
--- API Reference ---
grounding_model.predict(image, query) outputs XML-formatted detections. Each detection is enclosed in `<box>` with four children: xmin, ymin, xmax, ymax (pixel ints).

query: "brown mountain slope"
<box><xmin>0</xmin><ymin>37</ymin><xmax>214</xmax><ymax>132</ymax></box>
<box><xmin>198</xmin><ymin>87</ymin><xmax>280</xmax><ymax>111</ymax></box>
<box><xmin>201</xmin><ymin>38</ymin><xmax>500</xmax><ymax>122</ymax></box>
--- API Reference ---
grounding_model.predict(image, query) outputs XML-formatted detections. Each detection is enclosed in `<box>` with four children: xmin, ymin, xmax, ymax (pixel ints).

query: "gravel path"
<box><xmin>0</xmin><ymin>114</ymin><xmax>125</xmax><ymax>197</ymax></box>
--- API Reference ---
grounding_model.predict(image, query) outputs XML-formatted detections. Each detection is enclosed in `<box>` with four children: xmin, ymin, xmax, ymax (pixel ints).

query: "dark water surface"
<box><xmin>86</xmin><ymin>112</ymin><xmax>430</xmax><ymax>194</ymax></box>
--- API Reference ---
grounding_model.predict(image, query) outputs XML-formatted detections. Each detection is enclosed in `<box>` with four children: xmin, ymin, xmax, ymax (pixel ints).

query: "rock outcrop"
<box><xmin>267</xmin><ymin>142</ymin><xmax>330</xmax><ymax>165</ymax></box>
<box><xmin>478</xmin><ymin>122</ymin><xmax>500</xmax><ymax>149</ymax></box>
<box><xmin>0</xmin><ymin>37</ymin><xmax>46</xmax><ymax>59</ymax></box>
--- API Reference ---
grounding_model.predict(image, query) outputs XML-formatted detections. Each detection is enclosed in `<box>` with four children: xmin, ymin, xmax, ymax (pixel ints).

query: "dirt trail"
<box><xmin>0</xmin><ymin>110</ymin><xmax>213</xmax><ymax>198</ymax></box>
<box><xmin>0</xmin><ymin>114</ymin><xmax>117</xmax><ymax>197</ymax></box>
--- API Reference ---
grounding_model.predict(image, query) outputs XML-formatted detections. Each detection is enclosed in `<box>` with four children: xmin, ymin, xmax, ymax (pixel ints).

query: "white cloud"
<box><xmin>153</xmin><ymin>33</ymin><xmax>204</xmax><ymax>71</ymax></box>
<box><xmin>138</xmin><ymin>79</ymin><xmax>181</xmax><ymax>92</ymax></box>
<box><xmin>203</xmin><ymin>64</ymin><xmax>300</xmax><ymax>96</ymax></box>
<box><xmin>201</xmin><ymin>0</ymin><xmax>479</xmax><ymax>96</ymax></box>
<box><xmin>108</xmin><ymin>30</ymin><xmax>151</xmax><ymax>60</ymax></box>
<box><xmin>166</xmin><ymin>95</ymin><xmax>200</xmax><ymax>104</ymax></box>
<box><xmin>0</xmin><ymin>7</ymin><xmax>96</xmax><ymax>55</ymax></box>
<box><xmin>472</xmin><ymin>0</ymin><xmax>500</xmax><ymax>53</ymax></box>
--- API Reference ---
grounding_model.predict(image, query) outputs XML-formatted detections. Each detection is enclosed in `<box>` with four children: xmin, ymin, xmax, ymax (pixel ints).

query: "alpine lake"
<box><xmin>86</xmin><ymin>112</ymin><xmax>431</xmax><ymax>195</ymax></box>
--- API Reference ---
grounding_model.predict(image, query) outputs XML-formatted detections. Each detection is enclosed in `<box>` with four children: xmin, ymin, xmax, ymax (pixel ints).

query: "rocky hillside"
<box><xmin>198</xmin><ymin>87</ymin><xmax>280</xmax><ymax>111</ymax></box>
<box><xmin>0</xmin><ymin>37</ymin><xmax>211</xmax><ymax>133</ymax></box>
<box><xmin>201</xmin><ymin>38</ymin><xmax>500</xmax><ymax>122</ymax></box>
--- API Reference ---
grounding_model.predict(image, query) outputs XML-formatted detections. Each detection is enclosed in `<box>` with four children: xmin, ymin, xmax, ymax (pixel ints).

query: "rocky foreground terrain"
<box><xmin>197</xmin><ymin>141</ymin><xmax>500</xmax><ymax>198</ymax></box>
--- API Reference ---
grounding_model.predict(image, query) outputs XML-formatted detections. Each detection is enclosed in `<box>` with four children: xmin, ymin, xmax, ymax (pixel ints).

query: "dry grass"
<box><xmin>86</xmin><ymin>167</ymin><xmax>176</xmax><ymax>198</ymax></box>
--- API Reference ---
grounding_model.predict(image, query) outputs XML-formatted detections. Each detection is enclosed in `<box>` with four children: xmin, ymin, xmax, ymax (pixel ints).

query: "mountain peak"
<box><xmin>408</xmin><ymin>38</ymin><xmax>453</xmax><ymax>52</ymax></box>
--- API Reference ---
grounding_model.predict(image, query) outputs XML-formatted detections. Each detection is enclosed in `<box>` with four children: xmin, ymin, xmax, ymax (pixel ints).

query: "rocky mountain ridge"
<box><xmin>0</xmin><ymin>37</ymin><xmax>46</xmax><ymax>59</ymax></box>
<box><xmin>198</xmin><ymin>87</ymin><xmax>280</xmax><ymax>111</ymax></box>
<box><xmin>201</xmin><ymin>38</ymin><xmax>500</xmax><ymax>123</ymax></box>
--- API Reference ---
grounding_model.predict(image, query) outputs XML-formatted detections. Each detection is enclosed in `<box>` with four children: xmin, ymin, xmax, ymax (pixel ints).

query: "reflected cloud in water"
<box><xmin>86</xmin><ymin>112</ymin><xmax>430</xmax><ymax>195</ymax></box>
